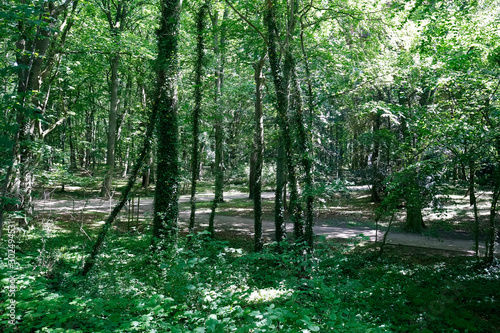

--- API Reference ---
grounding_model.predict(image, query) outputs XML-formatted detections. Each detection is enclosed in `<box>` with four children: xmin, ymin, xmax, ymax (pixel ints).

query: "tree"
<box><xmin>265</xmin><ymin>0</ymin><xmax>303</xmax><ymax>244</ymax></box>
<box><xmin>189</xmin><ymin>4</ymin><xmax>207</xmax><ymax>235</ymax></box>
<box><xmin>152</xmin><ymin>0</ymin><xmax>182</xmax><ymax>244</ymax></box>
<box><xmin>208</xmin><ymin>4</ymin><xmax>229</xmax><ymax>237</ymax></box>
<box><xmin>97</xmin><ymin>0</ymin><xmax>134</xmax><ymax>197</ymax></box>
<box><xmin>5</xmin><ymin>0</ymin><xmax>78</xmax><ymax>216</ymax></box>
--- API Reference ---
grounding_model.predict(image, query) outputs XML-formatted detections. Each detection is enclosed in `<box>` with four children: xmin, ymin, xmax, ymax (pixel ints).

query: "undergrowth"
<box><xmin>1</xmin><ymin>224</ymin><xmax>499</xmax><ymax>332</ymax></box>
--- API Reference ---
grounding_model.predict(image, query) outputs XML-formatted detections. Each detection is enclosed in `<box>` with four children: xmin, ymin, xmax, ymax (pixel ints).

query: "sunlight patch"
<box><xmin>247</xmin><ymin>287</ymin><xmax>293</xmax><ymax>303</ymax></box>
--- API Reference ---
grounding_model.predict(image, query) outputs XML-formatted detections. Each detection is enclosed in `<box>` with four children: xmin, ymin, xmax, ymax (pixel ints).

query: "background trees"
<box><xmin>0</xmin><ymin>0</ymin><xmax>498</xmax><ymax>257</ymax></box>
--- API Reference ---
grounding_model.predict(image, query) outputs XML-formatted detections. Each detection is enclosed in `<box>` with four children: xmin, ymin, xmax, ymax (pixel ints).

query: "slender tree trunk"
<box><xmin>142</xmin><ymin>154</ymin><xmax>152</xmax><ymax>189</ymax></box>
<box><xmin>0</xmin><ymin>138</ymin><xmax>17</xmax><ymax>238</ymax></box>
<box><xmin>213</xmin><ymin>99</ymin><xmax>225</xmax><ymax>204</ymax></box>
<box><xmin>249</xmin><ymin>151</ymin><xmax>256</xmax><ymax>199</ymax></box>
<box><xmin>275</xmin><ymin>145</ymin><xmax>286</xmax><ymax>244</ymax></box>
<box><xmin>208</xmin><ymin>6</ymin><xmax>228</xmax><ymax>236</ymax></box>
<box><xmin>371</xmin><ymin>106</ymin><xmax>382</xmax><ymax>203</ymax></box>
<box><xmin>468</xmin><ymin>161</ymin><xmax>480</xmax><ymax>257</ymax></box>
<box><xmin>68</xmin><ymin>116</ymin><xmax>77</xmax><ymax>170</ymax></box>
<box><xmin>189</xmin><ymin>5</ymin><xmax>207</xmax><ymax>236</ymax></box>
<box><xmin>485</xmin><ymin>182</ymin><xmax>499</xmax><ymax>264</ymax></box>
<box><xmin>379</xmin><ymin>212</ymin><xmax>395</xmax><ymax>258</ymax></box>
<box><xmin>152</xmin><ymin>0</ymin><xmax>182</xmax><ymax>244</ymax></box>
<box><xmin>122</xmin><ymin>143</ymin><xmax>130</xmax><ymax>178</ymax></box>
<box><xmin>139</xmin><ymin>82</ymin><xmax>151</xmax><ymax>189</ymax></box>
<box><xmin>484</xmin><ymin>140</ymin><xmax>500</xmax><ymax>264</ymax></box>
<box><xmin>253</xmin><ymin>54</ymin><xmax>266</xmax><ymax>252</ymax></box>
<box><xmin>85</xmin><ymin>85</ymin><xmax>95</xmax><ymax>171</ymax></box>
<box><xmin>101</xmin><ymin>54</ymin><xmax>120</xmax><ymax>197</ymax></box>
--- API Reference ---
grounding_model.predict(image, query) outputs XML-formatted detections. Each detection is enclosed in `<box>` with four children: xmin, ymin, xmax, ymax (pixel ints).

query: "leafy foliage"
<box><xmin>2</xmin><ymin>225</ymin><xmax>499</xmax><ymax>332</ymax></box>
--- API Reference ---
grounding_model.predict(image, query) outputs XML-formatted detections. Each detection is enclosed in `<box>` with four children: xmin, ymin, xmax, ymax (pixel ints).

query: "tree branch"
<box><xmin>224</xmin><ymin>0</ymin><xmax>268</xmax><ymax>46</ymax></box>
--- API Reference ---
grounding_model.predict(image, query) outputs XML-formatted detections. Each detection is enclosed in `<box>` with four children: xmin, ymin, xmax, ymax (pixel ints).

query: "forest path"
<box><xmin>34</xmin><ymin>190</ymin><xmax>497</xmax><ymax>256</ymax></box>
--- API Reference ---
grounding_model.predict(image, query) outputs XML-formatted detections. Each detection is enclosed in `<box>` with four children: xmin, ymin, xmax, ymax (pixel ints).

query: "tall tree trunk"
<box><xmin>189</xmin><ymin>5</ymin><xmax>207</xmax><ymax>236</ymax></box>
<box><xmin>101</xmin><ymin>54</ymin><xmax>120</xmax><ymax>197</ymax></box>
<box><xmin>208</xmin><ymin>6</ymin><xmax>228</xmax><ymax>236</ymax></box>
<box><xmin>406</xmin><ymin>175</ymin><xmax>425</xmax><ymax>233</ymax></box>
<box><xmin>152</xmin><ymin>0</ymin><xmax>182</xmax><ymax>244</ymax></box>
<box><xmin>253</xmin><ymin>54</ymin><xmax>266</xmax><ymax>252</ymax></box>
<box><xmin>265</xmin><ymin>0</ymin><xmax>303</xmax><ymax>243</ymax></box>
<box><xmin>371</xmin><ymin>103</ymin><xmax>382</xmax><ymax>203</ymax></box>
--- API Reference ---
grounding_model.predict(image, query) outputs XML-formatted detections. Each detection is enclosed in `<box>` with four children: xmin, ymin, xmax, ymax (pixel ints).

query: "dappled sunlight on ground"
<box><xmin>246</xmin><ymin>287</ymin><xmax>294</xmax><ymax>303</ymax></box>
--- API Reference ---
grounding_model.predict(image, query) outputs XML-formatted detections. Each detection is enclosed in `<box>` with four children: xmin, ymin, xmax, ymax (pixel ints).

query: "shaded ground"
<box><xmin>33</xmin><ymin>188</ymin><xmax>499</xmax><ymax>256</ymax></box>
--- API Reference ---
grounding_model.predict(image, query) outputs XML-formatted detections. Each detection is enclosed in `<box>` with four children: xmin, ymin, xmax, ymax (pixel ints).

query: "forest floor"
<box><xmin>33</xmin><ymin>186</ymin><xmax>498</xmax><ymax>256</ymax></box>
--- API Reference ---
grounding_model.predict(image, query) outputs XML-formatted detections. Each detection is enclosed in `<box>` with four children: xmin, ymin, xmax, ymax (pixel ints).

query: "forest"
<box><xmin>1</xmin><ymin>0</ymin><xmax>500</xmax><ymax>332</ymax></box>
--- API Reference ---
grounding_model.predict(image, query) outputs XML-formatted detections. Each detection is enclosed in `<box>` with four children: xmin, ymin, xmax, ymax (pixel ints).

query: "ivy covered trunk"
<box><xmin>152</xmin><ymin>0</ymin><xmax>181</xmax><ymax>244</ymax></box>
<box><xmin>290</xmin><ymin>58</ymin><xmax>314</xmax><ymax>248</ymax></box>
<box><xmin>265</xmin><ymin>0</ymin><xmax>303</xmax><ymax>244</ymax></box>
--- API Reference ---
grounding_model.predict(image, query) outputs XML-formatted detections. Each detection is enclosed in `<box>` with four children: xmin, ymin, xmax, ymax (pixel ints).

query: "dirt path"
<box><xmin>34</xmin><ymin>191</ymin><xmax>497</xmax><ymax>255</ymax></box>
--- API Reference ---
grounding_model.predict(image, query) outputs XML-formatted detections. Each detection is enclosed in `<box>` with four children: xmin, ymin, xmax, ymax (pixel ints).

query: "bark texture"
<box><xmin>152</xmin><ymin>0</ymin><xmax>182</xmax><ymax>243</ymax></box>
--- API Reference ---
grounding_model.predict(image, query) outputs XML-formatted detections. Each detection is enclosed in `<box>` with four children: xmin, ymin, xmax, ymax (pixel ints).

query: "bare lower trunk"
<box><xmin>253</xmin><ymin>55</ymin><xmax>266</xmax><ymax>252</ymax></box>
<box><xmin>121</xmin><ymin>144</ymin><xmax>130</xmax><ymax>178</ymax></box>
<box><xmin>249</xmin><ymin>151</ymin><xmax>256</xmax><ymax>200</ymax></box>
<box><xmin>406</xmin><ymin>203</ymin><xmax>424</xmax><ymax>233</ymax></box>
<box><xmin>275</xmin><ymin>145</ymin><xmax>286</xmax><ymax>244</ymax></box>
